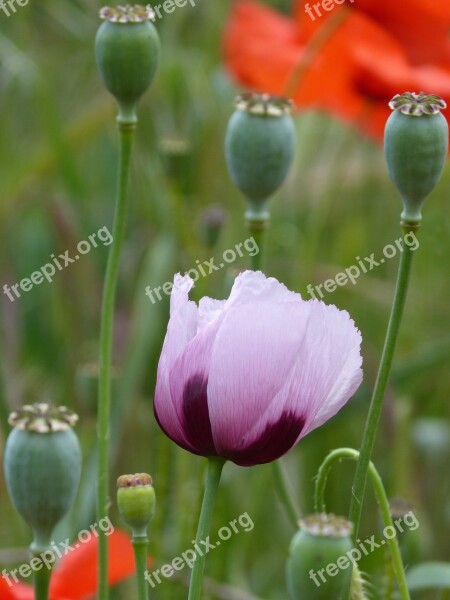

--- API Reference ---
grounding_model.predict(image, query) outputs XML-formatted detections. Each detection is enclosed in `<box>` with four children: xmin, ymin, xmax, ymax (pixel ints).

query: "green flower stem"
<box><xmin>33</xmin><ymin>555</ymin><xmax>52</xmax><ymax>600</ymax></box>
<box><xmin>314</xmin><ymin>448</ymin><xmax>411</xmax><ymax>600</ymax></box>
<box><xmin>97</xmin><ymin>122</ymin><xmax>136</xmax><ymax>600</ymax></box>
<box><xmin>247</xmin><ymin>218</ymin><xmax>300</xmax><ymax>529</ymax></box>
<box><xmin>188</xmin><ymin>457</ymin><xmax>225</xmax><ymax>600</ymax></box>
<box><xmin>271</xmin><ymin>458</ymin><xmax>300</xmax><ymax>529</ymax></box>
<box><xmin>133</xmin><ymin>536</ymin><xmax>149</xmax><ymax>600</ymax></box>
<box><xmin>247</xmin><ymin>223</ymin><xmax>265</xmax><ymax>271</ymax></box>
<box><xmin>348</xmin><ymin>225</ymin><xmax>417</xmax><ymax>536</ymax></box>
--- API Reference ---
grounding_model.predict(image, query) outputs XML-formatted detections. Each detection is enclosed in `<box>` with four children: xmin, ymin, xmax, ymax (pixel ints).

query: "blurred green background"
<box><xmin>1</xmin><ymin>0</ymin><xmax>449</xmax><ymax>598</ymax></box>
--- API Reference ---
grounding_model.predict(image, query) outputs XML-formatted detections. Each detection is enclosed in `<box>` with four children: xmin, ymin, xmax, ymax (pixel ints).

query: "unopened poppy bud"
<box><xmin>4</xmin><ymin>403</ymin><xmax>82</xmax><ymax>553</ymax></box>
<box><xmin>384</xmin><ymin>92</ymin><xmax>448</xmax><ymax>226</ymax></box>
<box><xmin>225</xmin><ymin>93</ymin><xmax>296</xmax><ymax>224</ymax></box>
<box><xmin>389</xmin><ymin>498</ymin><xmax>423</xmax><ymax>565</ymax></box>
<box><xmin>199</xmin><ymin>205</ymin><xmax>227</xmax><ymax>248</ymax></box>
<box><xmin>117</xmin><ymin>473</ymin><xmax>155</xmax><ymax>538</ymax></box>
<box><xmin>95</xmin><ymin>5</ymin><xmax>160</xmax><ymax>124</ymax></box>
<box><xmin>286</xmin><ymin>513</ymin><xmax>354</xmax><ymax>600</ymax></box>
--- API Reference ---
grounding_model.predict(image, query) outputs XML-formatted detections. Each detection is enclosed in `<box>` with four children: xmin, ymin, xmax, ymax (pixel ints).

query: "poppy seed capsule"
<box><xmin>384</xmin><ymin>92</ymin><xmax>448</xmax><ymax>226</ymax></box>
<box><xmin>117</xmin><ymin>473</ymin><xmax>155</xmax><ymax>538</ymax></box>
<box><xmin>286</xmin><ymin>514</ymin><xmax>354</xmax><ymax>600</ymax></box>
<box><xmin>225</xmin><ymin>93</ymin><xmax>296</xmax><ymax>221</ymax></box>
<box><xmin>95</xmin><ymin>5</ymin><xmax>160</xmax><ymax>124</ymax></box>
<box><xmin>4</xmin><ymin>404</ymin><xmax>82</xmax><ymax>553</ymax></box>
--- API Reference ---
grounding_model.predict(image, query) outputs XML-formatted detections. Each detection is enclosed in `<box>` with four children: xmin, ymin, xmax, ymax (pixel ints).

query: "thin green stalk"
<box><xmin>188</xmin><ymin>457</ymin><xmax>225</xmax><ymax>600</ymax></box>
<box><xmin>314</xmin><ymin>448</ymin><xmax>411</xmax><ymax>600</ymax></box>
<box><xmin>133</xmin><ymin>537</ymin><xmax>149</xmax><ymax>600</ymax></box>
<box><xmin>247</xmin><ymin>220</ymin><xmax>301</xmax><ymax>529</ymax></box>
<box><xmin>271</xmin><ymin>459</ymin><xmax>300</xmax><ymax>529</ymax></box>
<box><xmin>248</xmin><ymin>225</ymin><xmax>265</xmax><ymax>271</ymax></box>
<box><xmin>97</xmin><ymin>123</ymin><xmax>136</xmax><ymax>600</ymax></box>
<box><xmin>33</xmin><ymin>561</ymin><xmax>52</xmax><ymax>600</ymax></box>
<box><xmin>348</xmin><ymin>226</ymin><xmax>417</xmax><ymax>537</ymax></box>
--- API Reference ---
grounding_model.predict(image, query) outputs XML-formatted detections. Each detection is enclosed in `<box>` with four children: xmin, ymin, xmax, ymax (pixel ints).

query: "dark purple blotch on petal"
<box><xmin>225</xmin><ymin>411</ymin><xmax>305</xmax><ymax>467</ymax></box>
<box><xmin>182</xmin><ymin>374</ymin><xmax>217</xmax><ymax>456</ymax></box>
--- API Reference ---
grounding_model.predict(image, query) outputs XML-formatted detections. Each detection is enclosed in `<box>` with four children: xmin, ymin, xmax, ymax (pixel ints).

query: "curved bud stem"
<box><xmin>314</xmin><ymin>447</ymin><xmax>411</xmax><ymax>600</ymax></box>
<box><xmin>348</xmin><ymin>226</ymin><xmax>416</xmax><ymax>537</ymax></box>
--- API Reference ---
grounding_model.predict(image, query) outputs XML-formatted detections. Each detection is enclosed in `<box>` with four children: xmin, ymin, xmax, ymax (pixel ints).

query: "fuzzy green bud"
<box><xmin>384</xmin><ymin>92</ymin><xmax>448</xmax><ymax>226</ymax></box>
<box><xmin>95</xmin><ymin>5</ymin><xmax>160</xmax><ymax>124</ymax></box>
<box><xmin>286</xmin><ymin>513</ymin><xmax>354</xmax><ymax>600</ymax></box>
<box><xmin>117</xmin><ymin>473</ymin><xmax>155</xmax><ymax>538</ymax></box>
<box><xmin>199</xmin><ymin>205</ymin><xmax>227</xmax><ymax>248</ymax></box>
<box><xmin>389</xmin><ymin>498</ymin><xmax>423</xmax><ymax>566</ymax></box>
<box><xmin>4</xmin><ymin>404</ymin><xmax>82</xmax><ymax>552</ymax></box>
<box><xmin>225</xmin><ymin>93</ymin><xmax>296</xmax><ymax>225</ymax></box>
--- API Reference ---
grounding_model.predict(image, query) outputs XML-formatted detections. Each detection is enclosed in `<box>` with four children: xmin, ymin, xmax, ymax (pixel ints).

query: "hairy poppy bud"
<box><xmin>95</xmin><ymin>5</ymin><xmax>160</xmax><ymax>124</ymax></box>
<box><xmin>384</xmin><ymin>92</ymin><xmax>448</xmax><ymax>226</ymax></box>
<box><xmin>4</xmin><ymin>403</ymin><xmax>82</xmax><ymax>552</ymax></box>
<box><xmin>225</xmin><ymin>93</ymin><xmax>296</xmax><ymax>224</ymax></box>
<box><xmin>199</xmin><ymin>205</ymin><xmax>227</xmax><ymax>248</ymax></box>
<box><xmin>286</xmin><ymin>514</ymin><xmax>355</xmax><ymax>600</ymax></box>
<box><xmin>117</xmin><ymin>473</ymin><xmax>156</xmax><ymax>538</ymax></box>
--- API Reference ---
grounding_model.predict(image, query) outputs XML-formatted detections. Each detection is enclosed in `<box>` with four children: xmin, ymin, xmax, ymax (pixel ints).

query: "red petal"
<box><xmin>0</xmin><ymin>578</ymin><xmax>26</xmax><ymax>600</ymax></box>
<box><xmin>351</xmin><ymin>0</ymin><xmax>450</xmax><ymax>64</ymax></box>
<box><xmin>223</xmin><ymin>0</ymin><xmax>301</xmax><ymax>92</ymax></box>
<box><xmin>224</xmin><ymin>0</ymin><xmax>450</xmax><ymax>142</ymax></box>
<box><xmin>49</xmin><ymin>529</ymin><xmax>149</xmax><ymax>599</ymax></box>
<box><xmin>224</xmin><ymin>2</ymin><xmax>372</xmax><ymax>121</ymax></box>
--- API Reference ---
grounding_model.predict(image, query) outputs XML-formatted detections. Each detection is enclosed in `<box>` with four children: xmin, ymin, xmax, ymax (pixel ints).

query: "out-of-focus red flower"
<box><xmin>223</xmin><ymin>0</ymin><xmax>450</xmax><ymax>140</ymax></box>
<box><xmin>0</xmin><ymin>529</ymin><xmax>147</xmax><ymax>599</ymax></box>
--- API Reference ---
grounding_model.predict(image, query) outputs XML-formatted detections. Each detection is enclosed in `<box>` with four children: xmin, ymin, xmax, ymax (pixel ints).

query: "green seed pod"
<box><xmin>384</xmin><ymin>92</ymin><xmax>448</xmax><ymax>226</ymax></box>
<box><xmin>4</xmin><ymin>404</ymin><xmax>82</xmax><ymax>552</ymax></box>
<box><xmin>225</xmin><ymin>93</ymin><xmax>296</xmax><ymax>223</ymax></box>
<box><xmin>95</xmin><ymin>5</ymin><xmax>160</xmax><ymax>124</ymax></box>
<box><xmin>286</xmin><ymin>513</ymin><xmax>354</xmax><ymax>600</ymax></box>
<box><xmin>117</xmin><ymin>473</ymin><xmax>155</xmax><ymax>538</ymax></box>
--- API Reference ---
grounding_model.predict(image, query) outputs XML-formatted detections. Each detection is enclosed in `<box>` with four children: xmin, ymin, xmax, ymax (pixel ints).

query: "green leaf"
<box><xmin>407</xmin><ymin>563</ymin><xmax>450</xmax><ymax>590</ymax></box>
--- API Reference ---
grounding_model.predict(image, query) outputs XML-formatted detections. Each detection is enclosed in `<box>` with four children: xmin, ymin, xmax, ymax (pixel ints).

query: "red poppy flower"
<box><xmin>0</xmin><ymin>529</ymin><xmax>147</xmax><ymax>599</ymax></box>
<box><xmin>223</xmin><ymin>0</ymin><xmax>450</xmax><ymax>140</ymax></box>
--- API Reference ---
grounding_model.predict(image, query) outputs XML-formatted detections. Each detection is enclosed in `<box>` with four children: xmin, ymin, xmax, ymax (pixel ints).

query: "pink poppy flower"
<box><xmin>154</xmin><ymin>271</ymin><xmax>363</xmax><ymax>467</ymax></box>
